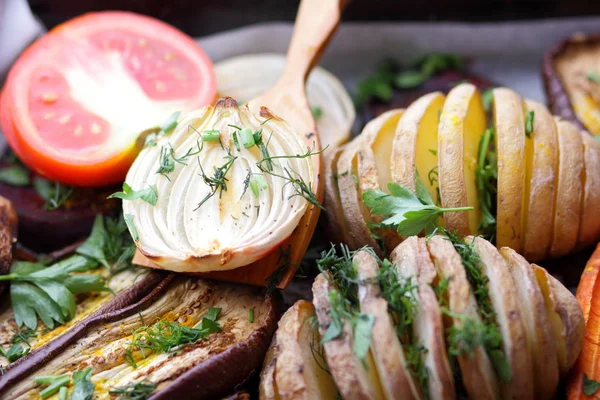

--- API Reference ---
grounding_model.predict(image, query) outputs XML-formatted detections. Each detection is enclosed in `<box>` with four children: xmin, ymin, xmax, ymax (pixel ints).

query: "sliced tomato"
<box><xmin>1</xmin><ymin>12</ymin><xmax>216</xmax><ymax>187</ymax></box>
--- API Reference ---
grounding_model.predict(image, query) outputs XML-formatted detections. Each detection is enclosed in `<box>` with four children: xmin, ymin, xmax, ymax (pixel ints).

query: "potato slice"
<box><xmin>324</xmin><ymin>145</ymin><xmax>351</xmax><ymax>245</ymax></box>
<box><xmin>532</xmin><ymin>265</ymin><xmax>585</xmax><ymax>374</ymax></box>
<box><xmin>499</xmin><ymin>247</ymin><xmax>559</xmax><ymax>400</ymax></box>
<box><xmin>493</xmin><ymin>88</ymin><xmax>525</xmax><ymax>251</ymax></box>
<box><xmin>312</xmin><ymin>273</ymin><xmax>385</xmax><ymax>400</ymax></box>
<box><xmin>426</xmin><ymin>236</ymin><xmax>500</xmax><ymax>399</ymax></box>
<box><xmin>391</xmin><ymin>92</ymin><xmax>445</xmax><ymax>200</ymax></box>
<box><xmin>354</xmin><ymin>250</ymin><xmax>420</xmax><ymax>400</ymax></box>
<box><xmin>549</xmin><ymin>118</ymin><xmax>584</xmax><ymax>258</ymax></box>
<box><xmin>337</xmin><ymin>141</ymin><xmax>382</xmax><ymax>254</ymax></box>
<box><xmin>391</xmin><ymin>237</ymin><xmax>456</xmax><ymax>399</ymax></box>
<box><xmin>357</xmin><ymin>110</ymin><xmax>404</xmax><ymax>251</ymax></box>
<box><xmin>578</xmin><ymin>133</ymin><xmax>600</xmax><ymax>249</ymax></box>
<box><xmin>260</xmin><ymin>300</ymin><xmax>338</xmax><ymax>400</ymax></box>
<box><xmin>438</xmin><ymin>83</ymin><xmax>487</xmax><ymax>236</ymax></box>
<box><xmin>521</xmin><ymin>100</ymin><xmax>559</xmax><ymax>261</ymax></box>
<box><xmin>468</xmin><ymin>236</ymin><xmax>533</xmax><ymax>399</ymax></box>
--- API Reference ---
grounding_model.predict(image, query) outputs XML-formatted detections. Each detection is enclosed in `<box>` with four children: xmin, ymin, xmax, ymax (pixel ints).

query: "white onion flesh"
<box><xmin>215</xmin><ymin>53</ymin><xmax>355</xmax><ymax>149</ymax></box>
<box><xmin>123</xmin><ymin>98</ymin><xmax>313</xmax><ymax>272</ymax></box>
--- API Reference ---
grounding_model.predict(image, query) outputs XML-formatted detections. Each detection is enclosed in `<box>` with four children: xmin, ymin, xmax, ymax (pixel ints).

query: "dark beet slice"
<box><xmin>542</xmin><ymin>33</ymin><xmax>600</xmax><ymax>135</ymax></box>
<box><xmin>0</xmin><ymin>160</ymin><xmax>120</xmax><ymax>252</ymax></box>
<box><xmin>360</xmin><ymin>69</ymin><xmax>496</xmax><ymax>127</ymax></box>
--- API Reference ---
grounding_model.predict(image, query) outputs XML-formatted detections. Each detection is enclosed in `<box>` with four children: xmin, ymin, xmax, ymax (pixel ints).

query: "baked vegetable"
<box><xmin>215</xmin><ymin>53</ymin><xmax>355</xmax><ymax>150</ymax></box>
<box><xmin>0</xmin><ymin>276</ymin><xmax>276</xmax><ymax>399</ymax></box>
<box><xmin>325</xmin><ymin>82</ymin><xmax>600</xmax><ymax>262</ymax></box>
<box><xmin>259</xmin><ymin>300</ymin><xmax>338</xmax><ymax>400</ymax></box>
<box><xmin>123</xmin><ymin>97</ymin><xmax>319</xmax><ymax>273</ymax></box>
<box><xmin>543</xmin><ymin>33</ymin><xmax>600</xmax><ymax>135</ymax></box>
<box><xmin>307</xmin><ymin>235</ymin><xmax>583</xmax><ymax>399</ymax></box>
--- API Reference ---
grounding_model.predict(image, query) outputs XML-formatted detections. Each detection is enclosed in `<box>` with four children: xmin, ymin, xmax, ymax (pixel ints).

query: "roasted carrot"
<box><xmin>568</xmin><ymin>243</ymin><xmax>600</xmax><ymax>399</ymax></box>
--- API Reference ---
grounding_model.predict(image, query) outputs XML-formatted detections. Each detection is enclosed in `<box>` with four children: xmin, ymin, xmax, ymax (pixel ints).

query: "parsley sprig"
<box><xmin>363</xmin><ymin>172</ymin><xmax>473</xmax><ymax>236</ymax></box>
<box><xmin>108</xmin><ymin>183</ymin><xmax>158</xmax><ymax>206</ymax></box>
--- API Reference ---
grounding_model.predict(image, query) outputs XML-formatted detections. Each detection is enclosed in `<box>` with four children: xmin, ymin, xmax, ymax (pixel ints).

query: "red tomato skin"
<box><xmin>1</xmin><ymin>11</ymin><xmax>216</xmax><ymax>187</ymax></box>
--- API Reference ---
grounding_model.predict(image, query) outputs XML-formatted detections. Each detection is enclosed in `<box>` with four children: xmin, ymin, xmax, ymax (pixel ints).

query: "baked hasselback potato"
<box><xmin>325</xmin><ymin>82</ymin><xmax>600</xmax><ymax>262</ymax></box>
<box><xmin>262</xmin><ymin>235</ymin><xmax>584</xmax><ymax>400</ymax></box>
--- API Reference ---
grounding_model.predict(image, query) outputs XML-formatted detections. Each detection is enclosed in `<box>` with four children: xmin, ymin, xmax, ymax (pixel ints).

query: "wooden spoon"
<box><xmin>133</xmin><ymin>0</ymin><xmax>348</xmax><ymax>288</ymax></box>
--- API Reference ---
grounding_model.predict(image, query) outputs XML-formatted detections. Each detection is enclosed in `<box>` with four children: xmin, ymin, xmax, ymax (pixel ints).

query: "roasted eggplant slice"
<box><xmin>0</xmin><ymin>277</ymin><xmax>276</xmax><ymax>399</ymax></box>
<box><xmin>0</xmin><ymin>196</ymin><xmax>17</xmax><ymax>294</ymax></box>
<box><xmin>543</xmin><ymin>34</ymin><xmax>600</xmax><ymax>135</ymax></box>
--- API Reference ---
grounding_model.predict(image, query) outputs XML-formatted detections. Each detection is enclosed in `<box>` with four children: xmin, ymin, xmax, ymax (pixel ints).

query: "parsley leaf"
<box><xmin>124</xmin><ymin>214</ymin><xmax>139</xmax><ymax>241</ymax></box>
<box><xmin>481</xmin><ymin>88</ymin><xmax>494</xmax><ymax>112</ymax></box>
<box><xmin>0</xmin><ymin>343</ymin><xmax>30</xmax><ymax>362</ymax></box>
<box><xmin>363</xmin><ymin>173</ymin><xmax>473</xmax><ymax>236</ymax></box>
<box><xmin>70</xmin><ymin>367</ymin><xmax>95</xmax><ymax>400</ymax></box>
<box><xmin>311</xmin><ymin>105</ymin><xmax>323</xmax><ymax>120</ymax></box>
<box><xmin>525</xmin><ymin>110</ymin><xmax>535</xmax><ymax>139</ymax></box>
<box><xmin>76</xmin><ymin>215</ymin><xmax>109</xmax><ymax>268</ymax></box>
<box><xmin>0</xmin><ymin>165</ymin><xmax>30</xmax><ymax>186</ymax></box>
<box><xmin>2</xmin><ymin>255</ymin><xmax>106</xmax><ymax>329</ymax></box>
<box><xmin>395</xmin><ymin>70</ymin><xmax>427</xmax><ymax>89</ymax></box>
<box><xmin>108</xmin><ymin>183</ymin><xmax>158</xmax><ymax>206</ymax></box>
<box><xmin>584</xmin><ymin>374</ymin><xmax>600</xmax><ymax>396</ymax></box>
<box><xmin>587</xmin><ymin>71</ymin><xmax>600</xmax><ymax>85</ymax></box>
<box><xmin>353</xmin><ymin>313</ymin><xmax>375</xmax><ymax>360</ymax></box>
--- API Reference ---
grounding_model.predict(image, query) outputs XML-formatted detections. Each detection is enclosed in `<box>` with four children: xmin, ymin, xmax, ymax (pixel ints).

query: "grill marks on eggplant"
<box><xmin>0</xmin><ymin>268</ymin><xmax>150</xmax><ymax>368</ymax></box>
<box><xmin>4</xmin><ymin>277</ymin><xmax>273</xmax><ymax>399</ymax></box>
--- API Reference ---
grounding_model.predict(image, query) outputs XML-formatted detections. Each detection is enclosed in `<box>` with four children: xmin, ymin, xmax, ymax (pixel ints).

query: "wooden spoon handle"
<box><xmin>282</xmin><ymin>0</ymin><xmax>349</xmax><ymax>84</ymax></box>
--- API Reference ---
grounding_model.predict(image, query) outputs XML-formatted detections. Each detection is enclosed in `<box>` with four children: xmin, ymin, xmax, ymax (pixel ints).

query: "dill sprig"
<box><xmin>109</xmin><ymin>381</ymin><xmax>156</xmax><ymax>400</ymax></box>
<box><xmin>475</xmin><ymin>128</ymin><xmax>497</xmax><ymax>241</ymax></box>
<box><xmin>126</xmin><ymin>308</ymin><xmax>221</xmax><ymax>368</ymax></box>
<box><xmin>156</xmin><ymin>140</ymin><xmax>203</xmax><ymax>180</ymax></box>
<box><xmin>256</xmin><ymin>142</ymin><xmax>327</xmax><ymax>170</ymax></box>
<box><xmin>258</xmin><ymin>164</ymin><xmax>323</xmax><ymax>210</ymax></box>
<box><xmin>440</xmin><ymin>229</ymin><xmax>511</xmax><ymax>383</ymax></box>
<box><xmin>316</xmin><ymin>245</ymin><xmax>375</xmax><ymax>361</ymax></box>
<box><xmin>377</xmin><ymin>260</ymin><xmax>429</xmax><ymax>398</ymax></box>
<box><xmin>194</xmin><ymin>149</ymin><xmax>237</xmax><ymax>211</ymax></box>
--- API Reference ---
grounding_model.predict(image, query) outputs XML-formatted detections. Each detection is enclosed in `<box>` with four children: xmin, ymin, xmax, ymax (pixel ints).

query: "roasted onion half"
<box><xmin>124</xmin><ymin>98</ymin><xmax>316</xmax><ymax>273</ymax></box>
<box><xmin>215</xmin><ymin>53</ymin><xmax>355</xmax><ymax>150</ymax></box>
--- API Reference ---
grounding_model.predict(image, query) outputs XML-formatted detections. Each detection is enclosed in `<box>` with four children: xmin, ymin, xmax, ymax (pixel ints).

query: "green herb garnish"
<box><xmin>525</xmin><ymin>110</ymin><xmax>535</xmax><ymax>139</ymax></box>
<box><xmin>249</xmin><ymin>175</ymin><xmax>268</xmax><ymax>197</ymax></box>
<box><xmin>33</xmin><ymin>178</ymin><xmax>73</xmax><ymax>210</ymax></box>
<box><xmin>35</xmin><ymin>374</ymin><xmax>71</xmax><ymax>399</ymax></box>
<box><xmin>584</xmin><ymin>374</ymin><xmax>600</xmax><ymax>396</ymax></box>
<box><xmin>124</xmin><ymin>214</ymin><xmax>138</xmax><ymax>241</ymax></box>
<box><xmin>481</xmin><ymin>88</ymin><xmax>494</xmax><ymax>112</ymax></box>
<box><xmin>0</xmin><ymin>343</ymin><xmax>30</xmax><ymax>362</ymax></box>
<box><xmin>475</xmin><ymin>128</ymin><xmax>498</xmax><ymax>240</ymax></box>
<box><xmin>127</xmin><ymin>309</ymin><xmax>221</xmax><ymax>365</ymax></box>
<box><xmin>194</xmin><ymin>148</ymin><xmax>237</xmax><ymax>210</ymax></box>
<box><xmin>311</xmin><ymin>105</ymin><xmax>324</xmax><ymax>120</ymax></box>
<box><xmin>109</xmin><ymin>381</ymin><xmax>157</xmax><ymax>400</ymax></box>
<box><xmin>108</xmin><ymin>183</ymin><xmax>158</xmax><ymax>206</ymax></box>
<box><xmin>265</xmin><ymin>246</ymin><xmax>296</xmax><ymax>294</ymax></box>
<box><xmin>442</xmin><ymin>230</ymin><xmax>511</xmax><ymax>383</ymax></box>
<box><xmin>587</xmin><ymin>71</ymin><xmax>600</xmax><ymax>84</ymax></box>
<box><xmin>316</xmin><ymin>245</ymin><xmax>374</xmax><ymax>362</ymax></box>
<box><xmin>239</xmin><ymin>128</ymin><xmax>256</xmax><ymax>149</ymax></box>
<box><xmin>248</xmin><ymin>308</ymin><xmax>255</xmax><ymax>323</ymax></box>
<box><xmin>70</xmin><ymin>367</ymin><xmax>95</xmax><ymax>400</ymax></box>
<box><xmin>144</xmin><ymin>111</ymin><xmax>181</xmax><ymax>147</ymax></box>
<box><xmin>0</xmin><ymin>165</ymin><xmax>30</xmax><ymax>186</ymax></box>
<box><xmin>201</xmin><ymin>129</ymin><xmax>220</xmax><ymax>142</ymax></box>
<box><xmin>363</xmin><ymin>171</ymin><xmax>473</xmax><ymax>236</ymax></box>
<box><xmin>76</xmin><ymin>215</ymin><xmax>109</xmax><ymax>268</ymax></box>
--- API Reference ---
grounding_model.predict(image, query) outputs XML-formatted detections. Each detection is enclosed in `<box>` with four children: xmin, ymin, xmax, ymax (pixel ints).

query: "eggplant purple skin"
<box><xmin>542</xmin><ymin>33</ymin><xmax>600</xmax><ymax>134</ymax></box>
<box><xmin>0</xmin><ymin>271</ymin><xmax>171</xmax><ymax>395</ymax></box>
<box><xmin>0</xmin><ymin>272</ymin><xmax>279</xmax><ymax>400</ymax></box>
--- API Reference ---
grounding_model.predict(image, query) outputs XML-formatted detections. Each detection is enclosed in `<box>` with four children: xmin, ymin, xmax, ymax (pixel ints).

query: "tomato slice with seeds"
<box><xmin>1</xmin><ymin>12</ymin><xmax>216</xmax><ymax>187</ymax></box>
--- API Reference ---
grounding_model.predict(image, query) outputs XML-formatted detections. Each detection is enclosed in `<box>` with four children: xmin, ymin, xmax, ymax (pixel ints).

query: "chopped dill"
<box><xmin>194</xmin><ymin>148</ymin><xmax>237</xmax><ymax>211</ymax></box>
